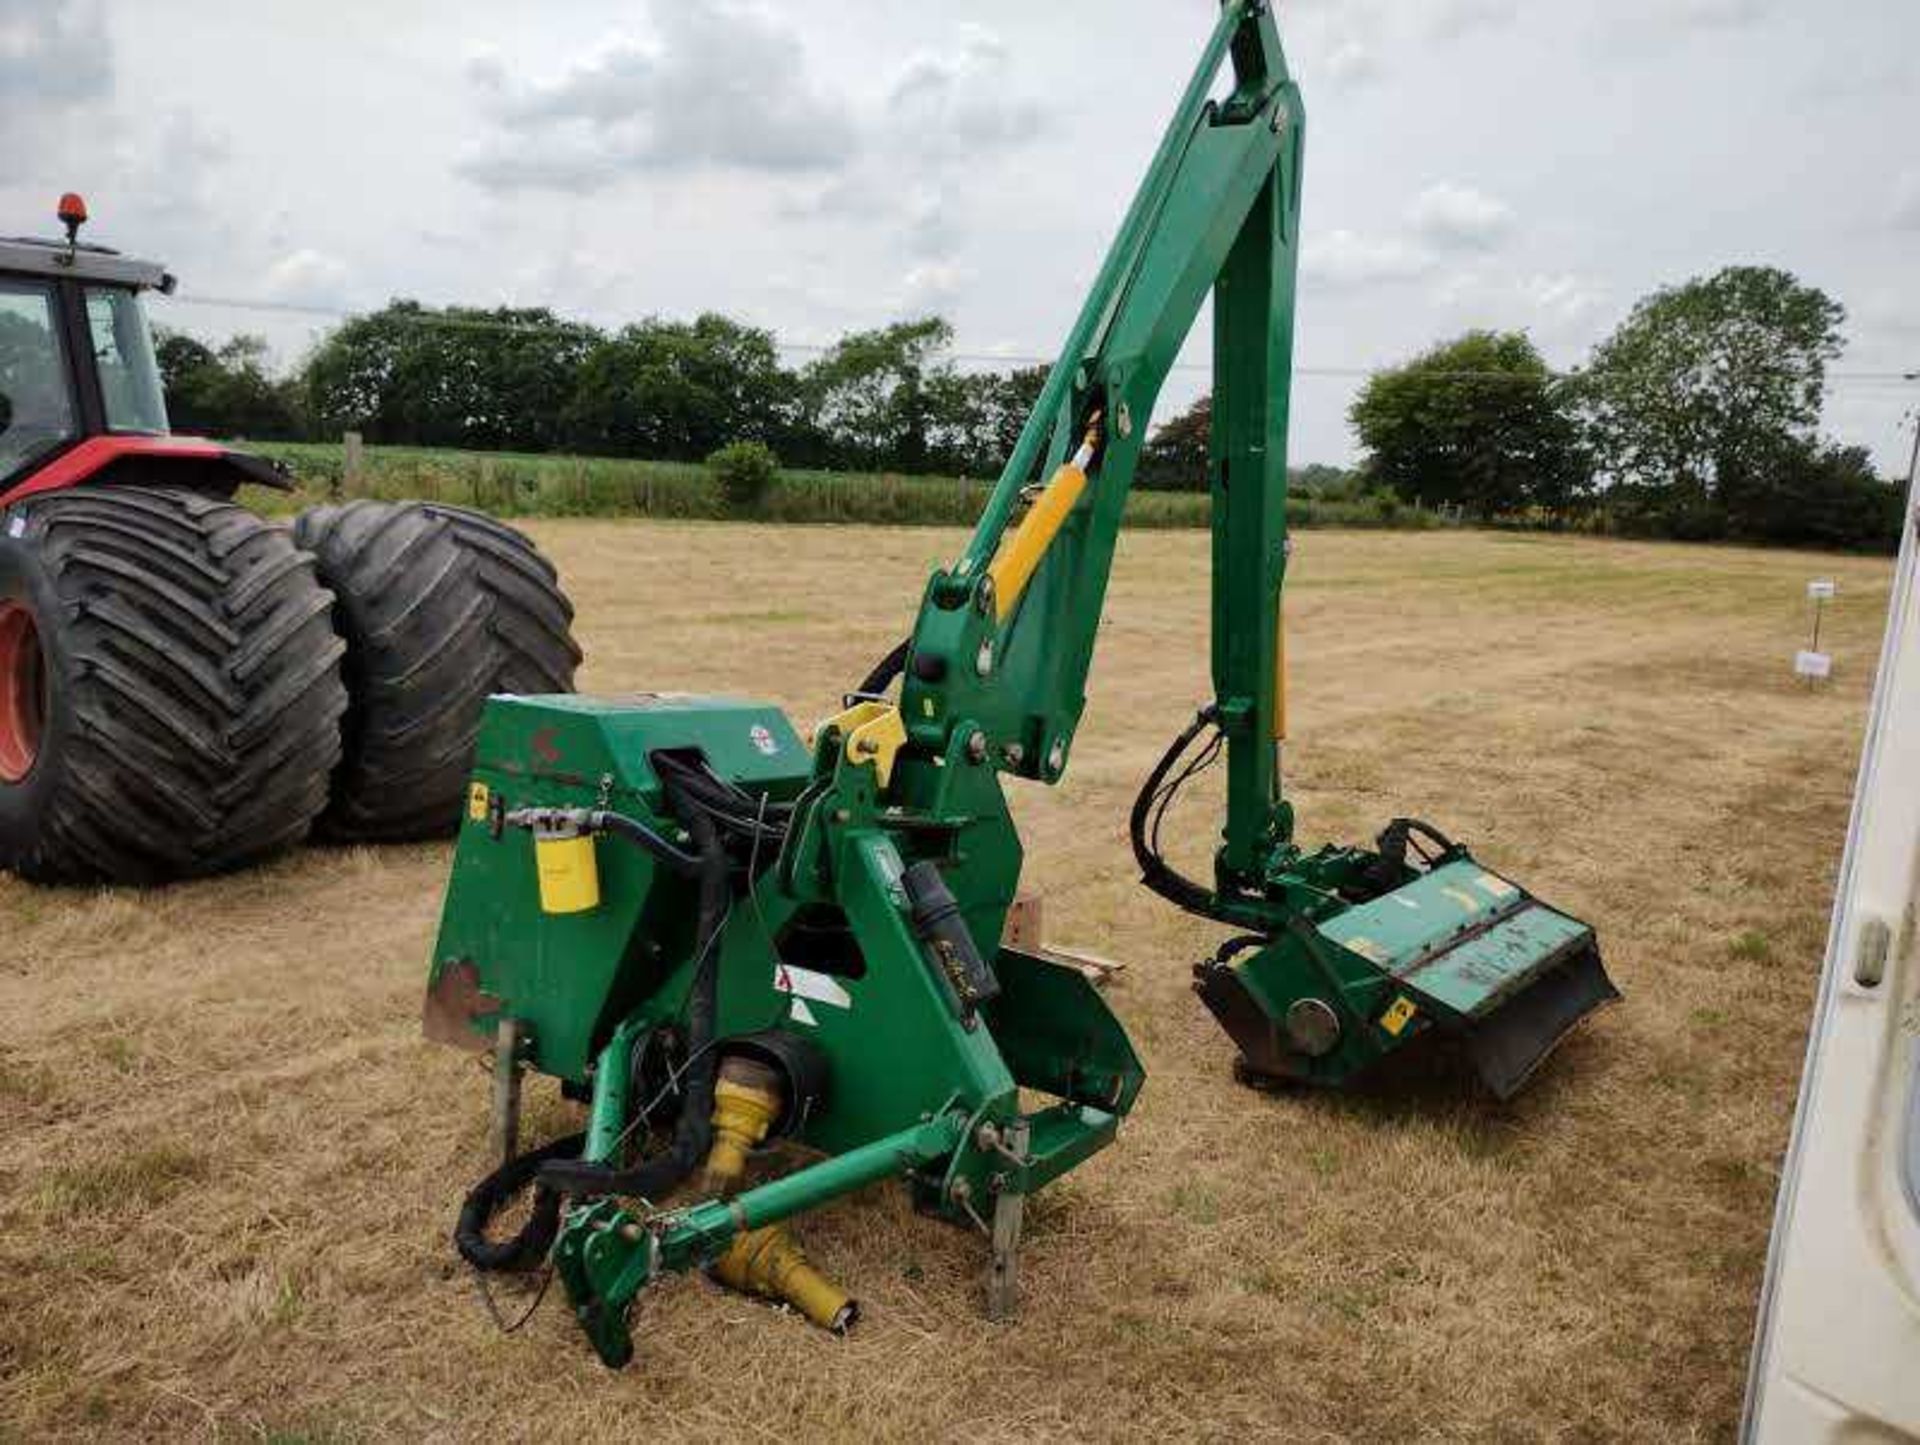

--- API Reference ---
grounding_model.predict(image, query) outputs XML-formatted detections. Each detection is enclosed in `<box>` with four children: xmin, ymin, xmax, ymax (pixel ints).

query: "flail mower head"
<box><xmin>1191</xmin><ymin>821</ymin><xmax>1617</xmax><ymax>1100</ymax></box>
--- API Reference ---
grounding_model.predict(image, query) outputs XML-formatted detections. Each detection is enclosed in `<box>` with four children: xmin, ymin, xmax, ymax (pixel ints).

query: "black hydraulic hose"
<box><xmin>536</xmin><ymin>777</ymin><xmax>727</xmax><ymax>1201</ymax></box>
<box><xmin>1129</xmin><ymin>705</ymin><xmax>1230</xmax><ymax>922</ymax></box>
<box><xmin>1361</xmin><ymin>816</ymin><xmax>1461</xmax><ymax>896</ymax></box>
<box><xmin>454</xmin><ymin>1130</ymin><xmax>587</xmax><ymax>1273</ymax></box>
<box><xmin>855</xmin><ymin>638</ymin><xmax>911</xmax><ymax>699</ymax></box>
<box><xmin>653</xmin><ymin>750</ymin><xmax>791</xmax><ymax>821</ymax></box>
<box><xmin>590</xmin><ymin>807</ymin><xmax>703</xmax><ymax>876</ymax></box>
<box><xmin>458</xmin><ymin>780</ymin><xmax>733</xmax><ymax>1268</ymax></box>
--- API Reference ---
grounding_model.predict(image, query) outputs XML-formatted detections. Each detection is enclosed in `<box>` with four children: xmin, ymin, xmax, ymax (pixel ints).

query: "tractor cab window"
<box><xmin>0</xmin><ymin>280</ymin><xmax>77</xmax><ymax>481</ymax></box>
<box><xmin>84</xmin><ymin>287</ymin><xmax>168</xmax><ymax>435</ymax></box>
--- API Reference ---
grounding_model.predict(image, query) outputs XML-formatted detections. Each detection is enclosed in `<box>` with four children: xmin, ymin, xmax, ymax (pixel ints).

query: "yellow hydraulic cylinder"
<box><xmin>711</xmin><ymin>1225</ymin><xmax>858</xmax><ymax>1334</ymax></box>
<box><xmin>986</xmin><ymin>422</ymin><xmax>1102</xmax><ymax>621</ymax></box>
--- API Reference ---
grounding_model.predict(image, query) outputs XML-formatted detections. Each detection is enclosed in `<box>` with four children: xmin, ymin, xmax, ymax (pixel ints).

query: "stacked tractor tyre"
<box><xmin>0</xmin><ymin>484</ymin><xmax>578</xmax><ymax>884</ymax></box>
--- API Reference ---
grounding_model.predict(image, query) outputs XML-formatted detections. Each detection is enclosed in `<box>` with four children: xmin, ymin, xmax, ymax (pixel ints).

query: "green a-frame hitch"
<box><xmin>424</xmin><ymin>0</ymin><xmax>1615</xmax><ymax>1369</ymax></box>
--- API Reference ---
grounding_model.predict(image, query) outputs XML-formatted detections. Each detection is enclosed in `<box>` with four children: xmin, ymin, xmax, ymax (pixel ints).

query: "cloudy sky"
<box><xmin>4</xmin><ymin>0</ymin><xmax>1915</xmax><ymax>470</ymax></box>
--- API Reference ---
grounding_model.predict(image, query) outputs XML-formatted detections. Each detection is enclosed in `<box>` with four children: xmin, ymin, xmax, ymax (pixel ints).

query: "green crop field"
<box><xmin>245</xmin><ymin>440</ymin><xmax>1445</xmax><ymax>532</ymax></box>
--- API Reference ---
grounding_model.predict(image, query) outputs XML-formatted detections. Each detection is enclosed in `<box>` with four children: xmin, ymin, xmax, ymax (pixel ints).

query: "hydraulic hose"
<box><xmin>855</xmin><ymin>638</ymin><xmax>911</xmax><ymax>699</ymax></box>
<box><xmin>460</xmin><ymin>778</ymin><xmax>733</xmax><ymax>1269</ymax></box>
<box><xmin>454</xmin><ymin>1130</ymin><xmax>587</xmax><ymax>1273</ymax></box>
<box><xmin>1129</xmin><ymin>704</ymin><xmax>1230</xmax><ymax>921</ymax></box>
<box><xmin>590</xmin><ymin>807</ymin><xmax>702</xmax><ymax>875</ymax></box>
<box><xmin>503</xmin><ymin>804</ymin><xmax>702</xmax><ymax>875</ymax></box>
<box><xmin>536</xmin><ymin>776</ymin><xmax>727</xmax><ymax>1201</ymax></box>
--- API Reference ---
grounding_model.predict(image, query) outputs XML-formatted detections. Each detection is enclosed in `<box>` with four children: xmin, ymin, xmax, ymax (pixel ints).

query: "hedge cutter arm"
<box><xmin>871</xmin><ymin>0</ymin><xmax>1617</xmax><ymax>1096</ymax></box>
<box><xmin>426</xmin><ymin>0</ymin><xmax>1614</xmax><ymax>1374</ymax></box>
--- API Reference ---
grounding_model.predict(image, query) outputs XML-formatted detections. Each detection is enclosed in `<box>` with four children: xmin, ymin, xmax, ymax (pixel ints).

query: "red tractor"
<box><xmin>0</xmin><ymin>197</ymin><xmax>580</xmax><ymax>883</ymax></box>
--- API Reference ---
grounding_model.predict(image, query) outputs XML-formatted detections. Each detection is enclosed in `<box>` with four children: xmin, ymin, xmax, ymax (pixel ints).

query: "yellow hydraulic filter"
<box><xmin>711</xmin><ymin>1225</ymin><xmax>858</xmax><ymax>1334</ymax></box>
<box><xmin>986</xmin><ymin>419</ymin><xmax>1103</xmax><ymax>621</ymax></box>
<box><xmin>534</xmin><ymin>828</ymin><xmax>601</xmax><ymax>915</ymax></box>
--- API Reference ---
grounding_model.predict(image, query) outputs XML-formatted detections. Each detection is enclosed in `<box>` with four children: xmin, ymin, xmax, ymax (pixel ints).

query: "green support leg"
<box><xmin>584</xmin><ymin>1016</ymin><xmax>646</xmax><ymax>1165</ymax></box>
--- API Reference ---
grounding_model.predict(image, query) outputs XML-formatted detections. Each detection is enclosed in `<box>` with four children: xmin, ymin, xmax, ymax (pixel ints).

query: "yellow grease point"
<box><xmin>1379</xmin><ymin>995</ymin><xmax>1418</xmax><ymax>1037</ymax></box>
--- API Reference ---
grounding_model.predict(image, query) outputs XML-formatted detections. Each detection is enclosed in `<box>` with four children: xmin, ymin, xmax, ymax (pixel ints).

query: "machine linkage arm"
<box><xmin>895</xmin><ymin>0</ymin><xmax>1302</xmax><ymax>835</ymax></box>
<box><xmin>553</xmin><ymin>1112</ymin><xmax>970</xmax><ymax>1368</ymax></box>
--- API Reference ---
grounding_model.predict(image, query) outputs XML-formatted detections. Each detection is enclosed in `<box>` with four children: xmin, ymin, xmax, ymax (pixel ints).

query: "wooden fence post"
<box><xmin>341</xmin><ymin>431</ymin><xmax>364</xmax><ymax>500</ymax></box>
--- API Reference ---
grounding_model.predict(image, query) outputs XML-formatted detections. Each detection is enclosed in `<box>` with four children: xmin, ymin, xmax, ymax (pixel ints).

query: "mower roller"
<box><xmin>425</xmin><ymin>0</ymin><xmax>1617</xmax><ymax>1367</ymax></box>
<box><xmin>0</xmin><ymin>197</ymin><xmax>580</xmax><ymax>882</ymax></box>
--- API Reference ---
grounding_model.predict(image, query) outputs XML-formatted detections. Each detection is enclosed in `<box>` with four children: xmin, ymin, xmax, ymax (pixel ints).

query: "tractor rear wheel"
<box><xmin>293</xmin><ymin>501</ymin><xmax>580</xmax><ymax>841</ymax></box>
<box><xmin>0</xmin><ymin>485</ymin><xmax>348</xmax><ymax>884</ymax></box>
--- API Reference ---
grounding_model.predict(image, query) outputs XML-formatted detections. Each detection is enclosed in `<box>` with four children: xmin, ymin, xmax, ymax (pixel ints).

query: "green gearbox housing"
<box><xmin>428</xmin><ymin>693</ymin><xmax>1143</xmax><ymax>1366</ymax></box>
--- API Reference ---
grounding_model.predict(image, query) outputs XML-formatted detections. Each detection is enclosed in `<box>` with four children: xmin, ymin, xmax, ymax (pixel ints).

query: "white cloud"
<box><xmin>1422</xmin><ymin>0</ymin><xmax>1519</xmax><ymax>41</ymax></box>
<box><xmin>1322</xmin><ymin>38</ymin><xmax>1381</xmax><ymax>86</ymax></box>
<box><xmin>1303</xmin><ymin>228</ymin><xmax>1435</xmax><ymax>287</ymax></box>
<box><xmin>1514</xmin><ymin>272</ymin><xmax>1607</xmax><ymax>328</ymax></box>
<box><xmin>0</xmin><ymin>0</ymin><xmax>112</xmax><ymax>159</ymax></box>
<box><xmin>259</xmin><ymin>249</ymin><xmax>350</xmax><ymax>309</ymax></box>
<box><xmin>1892</xmin><ymin>172</ymin><xmax>1920</xmax><ymax>232</ymax></box>
<box><xmin>460</xmin><ymin>3</ymin><xmax>857</xmax><ymax>194</ymax></box>
<box><xmin>1432</xmin><ymin>268</ymin><xmax>1608</xmax><ymax>345</ymax></box>
<box><xmin>1602</xmin><ymin>0</ymin><xmax>1773</xmax><ymax>44</ymax></box>
<box><xmin>901</xmin><ymin>262</ymin><xmax>971</xmax><ymax>310</ymax></box>
<box><xmin>1302</xmin><ymin>184</ymin><xmax>1513</xmax><ymax>297</ymax></box>
<box><xmin>886</xmin><ymin>24</ymin><xmax>1043</xmax><ymax>161</ymax></box>
<box><xmin>1672</xmin><ymin>0</ymin><xmax>1770</xmax><ymax>27</ymax></box>
<box><xmin>0</xmin><ymin>0</ymin><xmax>111</xmax><ymax>109</ymax></box>
<box><xmin>1408</xmin><ymin>183</ymin><xmax>1514</xmax><ymax>251</ymax></box>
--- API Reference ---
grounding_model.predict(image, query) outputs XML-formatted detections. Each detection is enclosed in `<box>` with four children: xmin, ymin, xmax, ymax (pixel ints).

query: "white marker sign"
<box><xmin>1795</xmin><ymin>650</ymin><xmax>1833</xmax><ymax>680</ymax></box>
<box><xmin>1808</xmin><ymin>579</ymin><xmax>1837</xmax><ymax>600</ymax></box>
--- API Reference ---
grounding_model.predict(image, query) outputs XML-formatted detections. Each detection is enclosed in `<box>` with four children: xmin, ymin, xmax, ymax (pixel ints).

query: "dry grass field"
<box><xmin>0</xmin><ymin>522</ymin><xmax>1894</xmax><ymax>1442</ymax></box>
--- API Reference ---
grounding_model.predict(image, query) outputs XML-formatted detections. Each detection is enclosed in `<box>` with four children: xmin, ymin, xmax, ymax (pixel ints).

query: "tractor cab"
<box><xmin>0</xmin><ymin>194</ymin><xmax>172</xmax><ymax>493</ymax></box>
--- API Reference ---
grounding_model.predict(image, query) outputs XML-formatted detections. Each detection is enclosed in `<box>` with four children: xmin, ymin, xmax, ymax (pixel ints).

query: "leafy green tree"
<box><xmin>1725</xmin><ymin>438</ymin><xmax>1902</xmax><ymax>551</ymax></box>
<box><xmin>1140</xmin><ymin>394</ymin><xmax>1211</xmax><ymax>490</ymax></box>
<box><xmin>1142</xmin><ymin>396</ymin><xmax>1368</xmax><ymax>495</ymax></box>
<box><xmin>568</xmin><ymin>313</ymin><xmax>788</xmax><ymax>462</ymax></box>
<box><xmin>0</xmin><ymin>307</ymin><xmax>68</xmax><ymax>433</ymax></box>
<box><xmin>302</xmin><ymin>302</ymin><xmax>598</xmax><ymax>451</ymax></box>
<box><xmin>1350</xmin><ymin>330</ymin><xmax>1587</xmax><ymax>517</ymax></box>
<box><xmin>918</xmin><ymin>364</ymin><xmax>1047</xmax><ymax>476</ymax></box>
<box><xmin>158</xmin><ymin>331</ymin><xmax>302</xmax><ymax>439</ymax></box>
<box><xmin>1575</xmin><ymin>266</ymin><xmax>1845</xmax><ymax>506</ymax></box>
<box><xmin>1292</xmin><ymin>463</ymin><xmax>1363</xmax><ymax>499</ymax></box>
<box><xmin>802</xmin><ymin>317</ymin><xmax>953</xmax><ymax>471</ymax></box>
<box><xmin>707</xmin><ymin>440</ymin><xmax>781</xmax><ymax>515</ymax></box>
<box><xmin>972</xmin><ymin>364</ymin><xmax>1049</xmax><ymax>476</ymax></box>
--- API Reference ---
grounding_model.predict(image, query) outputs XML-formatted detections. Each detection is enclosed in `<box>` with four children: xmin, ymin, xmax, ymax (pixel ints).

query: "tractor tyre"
<box><xmin>293</xmin><ymin>501</ymin><xmax>579</xmax><ymax>842</ymax></box>
<box><xmin>0</xmin><ymin>485</ymin><xmax>348</xmax><ymax>884</ymax></box>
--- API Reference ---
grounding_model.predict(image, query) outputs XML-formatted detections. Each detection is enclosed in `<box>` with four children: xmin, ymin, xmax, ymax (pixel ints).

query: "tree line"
<box><xmin>160</xmin><ymin>262</ymin><xmax>1906</xmax><ymax>550</ymax></box>
<box><xmin>160</xmin><ymin>310</ymin><xmax>1050</xmax><ymax>479</ymax></box>
<box><xmin>1345</xmin><ymin>267</ymin><xmax>1904</xmax><ymax>550</ymax></box>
